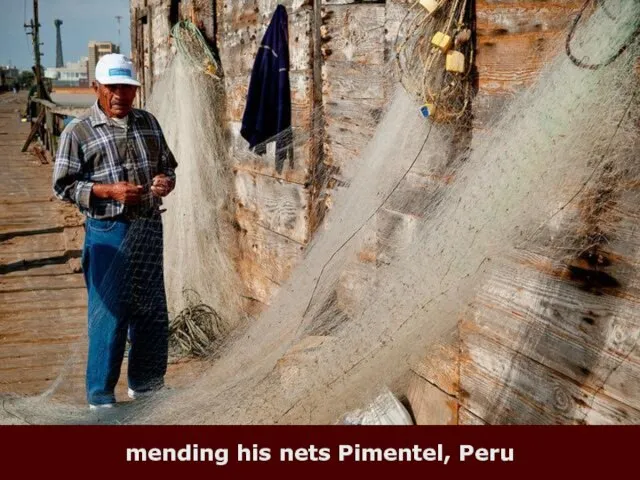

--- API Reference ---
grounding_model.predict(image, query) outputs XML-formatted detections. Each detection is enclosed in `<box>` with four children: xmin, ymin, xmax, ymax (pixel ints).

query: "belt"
<box><xmin>120</xmin><ymin>206</ymin><xmax>166</xmax><ymax>220</ymax></box>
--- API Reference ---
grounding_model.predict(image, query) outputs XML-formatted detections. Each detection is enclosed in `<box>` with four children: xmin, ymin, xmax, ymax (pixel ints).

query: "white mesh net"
<box><xmin>1</xmin><ymin>0</ymin><xmax>639</xmax><ymax>425</ymax></box>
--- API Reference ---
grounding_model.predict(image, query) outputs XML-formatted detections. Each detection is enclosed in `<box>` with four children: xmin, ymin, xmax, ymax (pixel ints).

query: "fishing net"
<box><xmin>1</xmin><ymin>0</ymin><xmax>639</xmax><ymax>425</ymax></box>
<box><xmin>149</xmin><ymin>20</ymin><xmax>243</xmax><ymax>354</ymax></box>
<box><xmin>171</xmin><ymin>20</ymin><xmax>221</xmax><ymax>79</ymax></box>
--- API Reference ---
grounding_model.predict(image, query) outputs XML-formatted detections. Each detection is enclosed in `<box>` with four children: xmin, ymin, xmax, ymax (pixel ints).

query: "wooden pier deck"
<box><xmin>0</xmin><ymin>91</ymin><xmax>88</xmax><ymax>404</ymax></box>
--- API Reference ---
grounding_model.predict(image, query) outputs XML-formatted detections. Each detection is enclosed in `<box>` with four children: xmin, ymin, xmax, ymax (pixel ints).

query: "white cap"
<box><xmin>95</xmin><ymin>53</ymin><xmax>141</xmax><ymax>86</ymax></box>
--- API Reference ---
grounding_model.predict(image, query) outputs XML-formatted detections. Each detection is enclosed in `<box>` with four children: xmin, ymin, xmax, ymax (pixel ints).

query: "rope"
<box><xmin>169</xmin><ymin>289</ymin><xmax>225</xmax><ymax>359</ymax></box>
<box><xmin>566</xmin><ymin>0</ymin><xmax>640</xmax><ymax>70</ymax></box>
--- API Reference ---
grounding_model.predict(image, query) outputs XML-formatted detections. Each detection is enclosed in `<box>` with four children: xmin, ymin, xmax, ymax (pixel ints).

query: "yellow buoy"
<box><xmin>431</xmin><ymin>32</ymin><xmax>452</xmax><ymax>53</ymax></box>
<box><xmin>419</xmin><ymin>0</ymin><xmax>440</xmax><ymax>14</ymax></box>
<box><xmin>445</xmin><ymin>50</ymin><xmax>465</xmax><ymax>73</ymax></box>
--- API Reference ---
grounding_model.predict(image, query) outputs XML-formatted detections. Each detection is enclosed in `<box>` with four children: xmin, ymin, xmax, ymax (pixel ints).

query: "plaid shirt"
<box><xmin>53</xmin><ymin>102</ymin><xmax>177</xmax><ymax>220</ymax></box>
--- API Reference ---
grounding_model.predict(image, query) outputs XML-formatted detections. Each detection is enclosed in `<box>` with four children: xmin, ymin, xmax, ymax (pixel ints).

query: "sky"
<box><xmin>0</xmin><ymin>0</ymin><xmax>131</xmax><ymax>70</ymax></box>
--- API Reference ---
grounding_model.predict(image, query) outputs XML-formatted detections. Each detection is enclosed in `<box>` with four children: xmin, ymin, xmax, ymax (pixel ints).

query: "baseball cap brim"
<box><xmin>96</xmin><ymin>75</ymin><xmax>141</xmax><ymax>87</ymax></box>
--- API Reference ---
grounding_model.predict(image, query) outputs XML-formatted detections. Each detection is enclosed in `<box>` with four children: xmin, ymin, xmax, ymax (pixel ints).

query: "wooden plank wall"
<box><xmin>129</xmin><ymin>0</ymin><xmax>640</xmax><ymax>424</ymax></box>
<box><xmin>321</xmin><ymin>0</ymin><xmax>387</xmax><ymax>174</ymax></box>
<box><xmin>129</xmin><ymin>0</ymin><xmax>401</xmax><ymax>314</ymax></box>
<box><xmin>131</xmin><ymin>0</ymin><xmax>174</xmax><ymax>107</ymax></box>
<box><xmin>218</xmin><ymin>0</ymin><xmax>411</xmax><ymax>312</ymax></box>
<box><xmin>129</xmin><ymin>0</ymin><xmax>315</xmax><ymax>312</ymax></box>
<box><xmin>216</xmin><ymin>0</ymin><xmax>316</xmax><ymax>312</ymax></box>
<box><xmin>320</xmin><ymin>0</ymin><xmax>472</xmax><ymax>424</ymax></box>
<box><xmin>473</xmin><ymin>0</ymin><xmax>583</xmax><ymax>126</ymax></box>
<box><xmin>407</xmin><ymin>0</ymin><xmax>640</xmax><ymax>425</ymax></box>
<box><xmin>406</xmin><ymin>0</ymin><xmax>587</xmax><ymax>425</ymax></box>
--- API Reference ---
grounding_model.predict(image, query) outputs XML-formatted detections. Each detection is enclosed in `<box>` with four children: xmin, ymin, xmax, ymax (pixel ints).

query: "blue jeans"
<box><xmin>82</xmin><ymin>216</ymin><xmax>168</xmax><ymax>405</ymax></box>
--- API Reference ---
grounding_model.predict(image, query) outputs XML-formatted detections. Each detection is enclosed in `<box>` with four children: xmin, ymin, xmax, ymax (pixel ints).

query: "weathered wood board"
<box><xmin>126</xmin><ymin>0</ymin><xmax>640</xmax><ymax>426</ymax></box>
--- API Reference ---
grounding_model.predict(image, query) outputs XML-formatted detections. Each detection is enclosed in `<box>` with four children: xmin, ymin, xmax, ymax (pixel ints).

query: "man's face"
<box><xmin>94</xmin><ymin>82</ymin><xmax>138</xmax><ymax>118</ymax></box>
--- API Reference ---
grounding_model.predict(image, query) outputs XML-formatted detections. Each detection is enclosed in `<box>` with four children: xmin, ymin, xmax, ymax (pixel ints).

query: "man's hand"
<box><xmin>151</xmin><ymin>174</ymin><xmax>174</xmax><ymax>198</ymax></box>
<box><xmin>92</xmin><ymin>182</ymin><xmax>144</xmax><ymax>205</ymax></box>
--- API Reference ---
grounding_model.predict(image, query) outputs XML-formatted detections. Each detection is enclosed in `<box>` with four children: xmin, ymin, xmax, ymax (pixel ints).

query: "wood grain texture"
<box><xmin>220</xmin><ymin>5</ymin><xmax>314</xmax><ymax>78</ymax></box>
<box><xmin>458</xmin><ymin>407</ymin><xmax>488</xmax><ymax>425</ymax></box>
<box><xmin>476</xmin><ymin>31</ymin><xmax>565</xmax><ymax>95</ymax></box>
<box><xmin>460</xmin><ymin>329</ymin><xmax>640</xmax><ymax>424</ymax></box>
<box><xmin>234</xmin><ymin>169</ymin><xmax>310</xmax><ymax>244</ymax></box>
<box><xmin>228</xmin><ymin>121</ymin><xmax>314</xmax><ymax>185</ymax></box>
<box><xmin>465</xmin><ymin>258</ymin><xmax>640</xmax><ymax>413</ymax></box>
<box><xmin>321</xmin><ymin>3</ymin><xmax>386</xmax><ymax>65</ymax></box>
<box><xmin>476</xmin><ymin>0</ymin><xmax>582</xmax><ymax>36</ymax></box>
<box><xmin>235</xmin><ymin>220</ymin><xmax>305</xmax><ymax>308</ymax></box>
<box><xmin>320</xmin><ymin>1</ymin><xmax>389</xmax><ymax>176</ymax></box>
<box><xmin>209</xmin><ymin>0</ymin><xmax>319</xmax><ymax>311</ymax></box>
<box><xmin>225</xmin><ymin>71</ymin><xmax>314</xmax><ymax>128</ymax></box>
<box><xmin>474</xmin><ymin>0</ymin><xmax>581</xmax><ymax>100</ymax></box>
<box><xmin>410</xmin><ymin>331</ymin><xmax>461</xmax><ymax>396</ymax></box>
<box><xmin>407</xmin><ymin>370</ymin><xmax>459</xmax><ymax>425</ymax></box>
<box><xmin>323</xmin><ymin>96</ymin><xmax>385</xmax><ymax>168</ymax></box>
<box><xmin>322</xmin><ymin>62</ymin><xmax>387</xmax><ymax>100</ymax></box>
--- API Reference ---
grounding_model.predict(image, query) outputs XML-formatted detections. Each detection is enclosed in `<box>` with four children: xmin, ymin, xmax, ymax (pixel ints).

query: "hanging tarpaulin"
<box><xmin>241</xmin><ymin>4</ymin><xmax>292</xmax><ymax>173</ymax></box>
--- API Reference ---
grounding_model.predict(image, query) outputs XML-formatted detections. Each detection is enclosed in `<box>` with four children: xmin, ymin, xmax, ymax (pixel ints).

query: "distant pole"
<box><xmin>115</xmin><ymin>15</ymin><xmax>123</xmax><ymax>52</ymax></box>
<box><xmin>54</xmin><ymin>19</ymin><xmax>64</xmax><ymax>68</ymax></box>
<box><xmin>32</xmin><ymin>0</ymin><xmax>44</xmax><ymax>98</ymax></box>
<box><xmin>24</xmin><ymin>0</ymin><xmax>50</xmax><ymax>101</ymax></box>
<box><xmin>21</xmin><ymin>0</ymin><xmax>51</xmax><ymax>153</ymax></box>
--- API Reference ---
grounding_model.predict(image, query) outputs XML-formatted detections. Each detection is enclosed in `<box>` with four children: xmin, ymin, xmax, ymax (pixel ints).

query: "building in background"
<box><xmin>0</xmin><ymin>65</ymin><xmax>19</xmax><ymax>91</ymax></box>
<box><xmin>88</xmin><ymin>41</ymin><xmax>120</xmax><ymax>84</ymax></box>
<box><xmin>45</xmin><ymin>57</ymin><xmax>89</xmax><ymax>87</ymax></box>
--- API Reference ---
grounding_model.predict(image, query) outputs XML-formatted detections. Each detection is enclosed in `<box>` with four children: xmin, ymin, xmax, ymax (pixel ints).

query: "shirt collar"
<box><xmin>89</xmin><ymin>101</ymin><xmax>142</xmax><ymax>127</ymax></box>
<box><xmin>89</xmin><ymin>101</ymin><xmax>109</xmax><ymax>127</ymax></box>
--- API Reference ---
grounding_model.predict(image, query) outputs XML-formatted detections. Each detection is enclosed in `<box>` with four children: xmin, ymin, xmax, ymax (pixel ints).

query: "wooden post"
<box><xmin>45</xmin><ymin>109</ymin><xmax>54</xmax><ymax>151</ymax></box>
<box><xmin>21</xmin><ymin>108</ymin><xmax>45</xmax><ymax>153</ymax></box>
<box><xmin>148</xmin><ymin>6</ymin><xmax>154</xmax><ymax>95</ymax></box>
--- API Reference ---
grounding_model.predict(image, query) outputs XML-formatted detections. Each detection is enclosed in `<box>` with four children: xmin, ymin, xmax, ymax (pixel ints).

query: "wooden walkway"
<box><xmin>0</xmin><ymin>92</ymin><xmax>88</xmax><ymax>404</ymax></box>
<box><xmin>0</xmin><ymin>92</ymin><xmax>203</xmax><ymax>408</ymax></box>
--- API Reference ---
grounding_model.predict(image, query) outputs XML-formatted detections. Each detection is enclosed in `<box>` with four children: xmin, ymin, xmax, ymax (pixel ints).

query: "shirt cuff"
<box><xmin>75</xmin><ymin>181</ymin><xmax>95</xmax><ymax>210</ymax></box>
<box><xmin>165</xmin><ymin>169</ymin><xmax>176</xmax><ymax>183</ymax></box>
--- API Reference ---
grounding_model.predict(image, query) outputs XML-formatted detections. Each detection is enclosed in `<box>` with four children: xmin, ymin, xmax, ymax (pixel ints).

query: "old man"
<box><xmin>53</xmin><ymin>54</ymin><xmax>177</xmax><ymax>409</ymax></box>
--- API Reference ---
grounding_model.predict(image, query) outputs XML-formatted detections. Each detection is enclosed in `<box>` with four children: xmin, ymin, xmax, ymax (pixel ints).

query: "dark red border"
<box><xmin>0</xmin><ymin>426</ymin><xmax>634</xmax><ymax>477</ymax></box>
